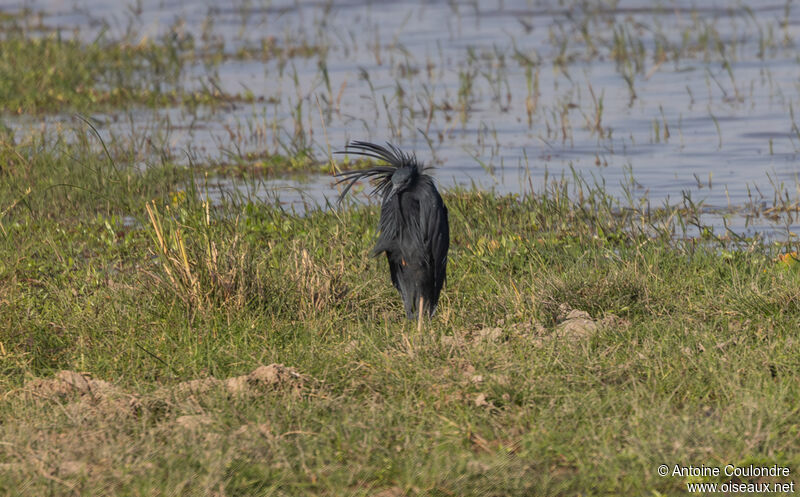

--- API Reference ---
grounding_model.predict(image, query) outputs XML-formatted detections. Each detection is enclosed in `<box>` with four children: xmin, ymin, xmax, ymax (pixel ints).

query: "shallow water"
<box><xmin>9</xmin><ymin>0</ymin><xmax>800</xmax><ymax>237</ymax></box>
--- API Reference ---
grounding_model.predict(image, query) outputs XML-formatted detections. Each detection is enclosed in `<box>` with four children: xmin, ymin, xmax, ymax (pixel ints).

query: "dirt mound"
<box><xmin>555</xmin><ymin>308</ymin><xmax>628</xmax><ymax>339</ymax></box>
<box><xmin>23</xmin><ymin>370</ymin><xmax>119</xmax><ymax>401</ymax></box>
<box><xmin>245</xmin><ymin>363</ymin><xmax>306</xmax><ymax>390</ymax></box>
<box><xmin>16</xmin><ymin>364</ymin><xmax>313</xmax><ymax>420</ymax></box>
<box><xmin>440</xmin><ymin>327</ymin><xmax>509</xmax><ymax>347</ymax></box>
<box><xmin>166</xmin><ymin>363</ymin><xmax>309</xmax><ymax>398</ymax></box>
<box><xmin>440</xmin><ymin>307</ymin><xmax>628</xmax><ymax>349</ymax></box>
<box><xmin>19</xmin><ymin>370</ymin><xmax>140</xmax><ymax>419</ymax></box>
<box><xmin>169</xmin><ymin>377</ymin><xmax>222</xmax><ymax>396</ymax></box>
<box><xmin>555</xmin><ymin>309</ymin><xmax>599</xmax><ymax>339</ymax></box>
<box><xmin>533</xmin><ymin>306</ymin><xmax>629</xmax><ymax>345</ymax></box>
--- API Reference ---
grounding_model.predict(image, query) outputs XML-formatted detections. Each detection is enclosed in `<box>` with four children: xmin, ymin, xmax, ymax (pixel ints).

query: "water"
<box><xmin>8</xmin><ymin>0</ymin><xmax>800</xmax><ymax>237</ymax></box>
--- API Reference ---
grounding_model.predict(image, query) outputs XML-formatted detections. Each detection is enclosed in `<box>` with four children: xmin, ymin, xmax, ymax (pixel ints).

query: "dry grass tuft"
<box><xmin>145</xmin><ymin>200</ymin><xmax>269</xmax><ymax>312</ymax></box>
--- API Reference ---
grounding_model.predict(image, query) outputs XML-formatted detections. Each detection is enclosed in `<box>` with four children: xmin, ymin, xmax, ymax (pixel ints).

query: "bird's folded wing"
<box><xmin>419</xmin><ymin>189</ymin><xmax>449</xmax><ymax>289</ymax></box>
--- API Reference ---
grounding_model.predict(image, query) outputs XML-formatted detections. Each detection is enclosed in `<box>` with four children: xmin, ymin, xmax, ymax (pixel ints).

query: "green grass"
<box><xmin>0</xmin><ymin>18</ymin><xmax>321</xmax><ymax>114</ymax></box>
<box><xmin>1</xmin><ymin>132</ymin><xmax>799</xmax><ymax>496</ymax></box>
<box><xmin>0</xmin><ymin>31</ymin><xmax>236</xmax><ymax>114</ymax></box>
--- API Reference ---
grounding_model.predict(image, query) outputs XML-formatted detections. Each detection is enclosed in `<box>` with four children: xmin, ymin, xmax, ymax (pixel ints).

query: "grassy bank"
<box><xmin>0</xmin><ymin>11</ymin><xmax>324</xmax><ymax>114</ymax></box>
<box><xmin>1</xmin><ymin>134</ymin><xmax>798</xmax><ymax>496</ymax></box>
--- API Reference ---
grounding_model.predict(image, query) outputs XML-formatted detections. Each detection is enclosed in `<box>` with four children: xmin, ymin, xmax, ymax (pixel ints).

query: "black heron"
<box><xmin>336</xmin><ymin>141</ymin><xmax>449</xmax><ymax>323</ymax></box>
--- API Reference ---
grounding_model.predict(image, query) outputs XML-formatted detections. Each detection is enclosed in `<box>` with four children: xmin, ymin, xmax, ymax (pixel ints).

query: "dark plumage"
<box><xmin>336</xmin><ymin>141</ymin><xmax>449</xmax><ymax>320</ymax></box>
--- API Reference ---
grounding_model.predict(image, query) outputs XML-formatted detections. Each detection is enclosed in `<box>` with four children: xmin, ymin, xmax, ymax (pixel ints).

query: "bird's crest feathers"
<box><xmin>334</xmin><ymin>141</ymin><xmax>431</xmax><ymax>203</ymax></box>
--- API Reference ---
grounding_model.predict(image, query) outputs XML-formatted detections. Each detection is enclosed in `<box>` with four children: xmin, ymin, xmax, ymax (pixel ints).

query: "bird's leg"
<box><xmin>417</xmin><ymin>295</ymin><xmax>424</xmax><ymax>332</ymax></box>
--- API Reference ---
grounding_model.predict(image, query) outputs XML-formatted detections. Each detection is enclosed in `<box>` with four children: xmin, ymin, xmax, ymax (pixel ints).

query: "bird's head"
<box><xmin>390</xmin><ymin>166</ymin><xmax>418</xmax><ymax>196</ymax></box>
<box><xmin>334</xmin><ymin>141</ymin><xmax>429</xmax><ymax>203</ymax></box>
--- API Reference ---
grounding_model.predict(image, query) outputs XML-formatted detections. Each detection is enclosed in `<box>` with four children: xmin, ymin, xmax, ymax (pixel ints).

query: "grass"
<box><xmin>0</xmin><ymin>30</ymin><xmax>241</xmax><ymax>114</ymax></box>
<box><xmin>205</xmin><ymin>148</ymin><xmax>326</xmax><ymax>177</ymax></box>
<box><xmin>1</xmin><ymin>132</ymin><xmax>799</xmax><ymax>496</ymax></box>
<box><xmin>0</xmin><ymin>14</ymin><xmax>322</xmax><ymax>114</ymax></box>
<box><xmin>2</xmin><ymin>2</ymin><xmax>800</xmax><ymax>495</ymax></box>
